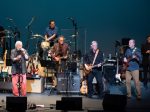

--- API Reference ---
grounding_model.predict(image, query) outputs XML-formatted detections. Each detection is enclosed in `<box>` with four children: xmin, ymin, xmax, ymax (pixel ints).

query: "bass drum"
<box><xmin>41</xmin><ymin>41</ymin><xmax>50</xmax><ymax>49</ymax></box>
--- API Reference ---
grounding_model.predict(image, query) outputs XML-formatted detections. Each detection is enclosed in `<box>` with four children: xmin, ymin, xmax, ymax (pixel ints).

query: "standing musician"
<box><xmin>141</xmin><ymin>36</ymin><xmax>150</xmax><ymax>89</ymax></box>
<box><xmin>11</xmin><ymin>41</ymin><xmax>29</xmax><ymax>96</ymax></box>
<box><xmin>84</xmin><ymin>41</ymin><xmax>104</xmax><ymax>99</ymax></box>
<box><xmin>50</xmin><ymin>35</ymin><xmax>69</xmax><ymax>73</ymax></box>
<box><xmin>123</xmin><ymin>39</ymin><xmax>142</xmax><ymax>100</ymax></box>
<box><xmin>42</xmin><ymin>20</ymin><xmax>58</xmax><ymax>60</ymax></box>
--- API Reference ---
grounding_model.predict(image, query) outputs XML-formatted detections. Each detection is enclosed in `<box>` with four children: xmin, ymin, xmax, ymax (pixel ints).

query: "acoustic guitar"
<box><xmin>80</xmin><ymin>79</ymin><xmax>88</xmax><ymax>94</ymax></box>
<box><xmin>2</xmin><ymin>50</ymin><xmax>8</xmax><ymax>72</ymax></box>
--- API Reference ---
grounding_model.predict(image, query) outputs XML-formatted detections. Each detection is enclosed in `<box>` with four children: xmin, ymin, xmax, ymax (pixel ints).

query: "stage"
<box><xmin>0</xmin><ymin>81</ymin><xmax>150</xmax><ymax>112</ymax></box>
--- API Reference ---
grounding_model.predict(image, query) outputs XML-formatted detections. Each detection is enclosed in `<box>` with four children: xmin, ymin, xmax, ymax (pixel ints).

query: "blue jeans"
<box><xmin>87</xmin><ymin>69</ymin><xmax>103</xmax><ymax>97</ymax></box>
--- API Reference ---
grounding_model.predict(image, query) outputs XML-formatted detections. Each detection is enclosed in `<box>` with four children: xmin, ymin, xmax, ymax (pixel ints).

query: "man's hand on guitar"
<box><xmin>132</xmin><ymin>55</ymin><xmax>137</xmax><ymax>59</ymax></box>
<box><xmin>54</xmin><ymin>57</ymin><xmax>60</xmax><ymax>61</ymax></box>
<box><xmin>84</xmin><ymin>64</ymin><xmax>92</xmax><ymax>71</ymax></box>
<box><xmin>123</xmin><ymin>57</ymin><xmax>127</xmax><ymax>62</ymax></box>
<box><xmin>146</xmin><ymin>50</ymin><xmax>150</xmax><ymax>54</ymax></box>
<box><xmin>97</xmin><ymin>63</ymin><xmax>102</xmax><ymax>67</ymax></box>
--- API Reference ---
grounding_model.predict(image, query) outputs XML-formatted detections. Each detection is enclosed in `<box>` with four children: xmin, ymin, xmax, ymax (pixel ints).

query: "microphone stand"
<box><xmin>69</xmin><ymin>18</ymin><xmax>78</xmax><ymax>54</ymax></box>
<box><xmin>25</xmin><ymin>17</ymin><xmax>35</xmax><ymax>51</ymax></box>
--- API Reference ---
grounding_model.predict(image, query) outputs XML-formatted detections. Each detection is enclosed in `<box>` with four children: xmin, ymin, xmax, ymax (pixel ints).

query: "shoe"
<box><xmin>137</xmin><ymin>95</ymin><xmax>141</xmax><ymax>101</ymax></box>
<box><xmin>127</xmin><ymin>94</ymin><xmax>131</xmax><ymax>99</ymax></box>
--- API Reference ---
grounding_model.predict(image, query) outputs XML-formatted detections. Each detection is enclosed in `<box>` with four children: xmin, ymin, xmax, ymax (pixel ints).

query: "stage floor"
<box><xmin>0</xmin><ymin>81</ymin><xmax>150</xmax><ymax>112</ymax></box>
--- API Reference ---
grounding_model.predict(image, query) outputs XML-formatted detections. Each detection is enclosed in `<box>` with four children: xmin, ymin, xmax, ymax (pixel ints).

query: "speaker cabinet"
<box><xmin>102</xmin><ymin>94</ymin><xmax>127</xmax><ymax>111</ymax></box>
<box><xmin>57</xmin><ymin>73</ymin><xmax>80</xmax><ymax>93</ymax></box>
<box><xmin>56</xmin><ymin>97</ymin><xmax>82</xmax><ymax>110</ymax></box>
<box><xmin>6</xmin><ymin>96</ymin><xmax>27</xmax><ymax>112</ymax></box>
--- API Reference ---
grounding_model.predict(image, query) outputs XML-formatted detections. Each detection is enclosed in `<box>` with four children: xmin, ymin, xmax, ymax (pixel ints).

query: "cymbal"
<box><xmin>69</xmin><ymin>35</ymin><xmax>76</xmax><ymax>38</ymax></box>
<box><xmin>31</xmin><ymin>34</ymin><xmax>44</xmax><ymax>39</ymax></box>
<box><xmin>2</xmin><ymin>36</ymin><xmax>14</xmax><ymax>38</ymax></box>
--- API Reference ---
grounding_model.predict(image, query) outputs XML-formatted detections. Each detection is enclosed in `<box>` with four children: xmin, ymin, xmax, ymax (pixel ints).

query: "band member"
<box><xmin>123</xmin><ymin>39</ymin><xmax>142</xmax><ymax>100</ymax></box>
<box><xmin>141</xmin><ymin>36</ymin><xmax>150</xmax><ymax>89</ymax></box>
<box><xmin>84</xmin><ymin>41</ymin><xmax>104</xmax><ymax>99</ymax></box>
<box><xmin>49</xmin><ymin>35</ymin><xmax>69</xmax><ymax>73</ymax></box>
<box><xmin>44</xmin><ymin>20</ymin><xmax>58</xmax><ymax>47</ymax></box>
<box><xmin>11</xmin><ymin>41</ymin><xmax>29</xmax><ymax>96</ymax></box>
<box><xmin>42</xmin><ymin>20</ymin><xmax>58</xmax><ymax>60</ymax></box>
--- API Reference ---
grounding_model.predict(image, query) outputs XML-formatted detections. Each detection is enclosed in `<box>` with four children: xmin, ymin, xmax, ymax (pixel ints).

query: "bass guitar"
<box><xmin>123</xmin><ymin>48</ymin><xmax>138</xmax><ymax>71</ymax></box>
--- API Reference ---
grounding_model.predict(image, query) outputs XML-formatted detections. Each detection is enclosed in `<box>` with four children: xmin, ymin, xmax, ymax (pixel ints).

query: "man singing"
<box><xmin>11</xmin><ymin>41</ymin><xmax>29</xmax><ymax>96</ymax></box>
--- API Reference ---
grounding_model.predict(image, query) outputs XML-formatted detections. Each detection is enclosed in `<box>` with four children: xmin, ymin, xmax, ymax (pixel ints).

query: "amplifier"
<box><xmin>57</xmin><ymin>73</ymin><xmax>80</xmax><ymax>93</ymax></box>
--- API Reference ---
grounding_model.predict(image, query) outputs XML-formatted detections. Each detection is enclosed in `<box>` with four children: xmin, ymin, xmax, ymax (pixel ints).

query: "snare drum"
<box><xmin>41</xmin><ymin>41</ymin><xmax>50</xmax><ymax>49</ymax></box>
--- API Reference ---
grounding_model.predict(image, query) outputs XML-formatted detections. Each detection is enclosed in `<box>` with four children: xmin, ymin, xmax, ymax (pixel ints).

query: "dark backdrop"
<box><xmin>0</xmin><ymin>0</ymin><xmax>150</xmax><ymax>56</ymax></box>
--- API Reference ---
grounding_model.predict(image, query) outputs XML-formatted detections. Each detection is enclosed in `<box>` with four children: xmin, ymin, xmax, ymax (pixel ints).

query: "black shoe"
<box><xmin>137</xmin><ymin>95</ymin><xmax>142</xmax><ymax>101</ymax></box>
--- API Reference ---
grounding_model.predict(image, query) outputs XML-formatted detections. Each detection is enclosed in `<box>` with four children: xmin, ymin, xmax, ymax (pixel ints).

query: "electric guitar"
<box><xmin>123</xmin><ymin>48</ymin><xmax>138</xmax><ymax>71</ymax></box>
<box><xmin>48</xmin><ymin>50</ymin><xmax>67</xmax><ymax>64</ymax></box>
<box><xmin>84</xmin><ymin>62</ymin><xmax>104</xmax><ymax>75</ymax></box>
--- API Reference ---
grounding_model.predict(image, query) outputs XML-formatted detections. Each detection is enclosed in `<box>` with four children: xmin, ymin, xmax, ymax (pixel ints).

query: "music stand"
<box><xmin>40</xmin><ymin>60</ymin><xmax>56</xmax><ymax>95</ymax></box>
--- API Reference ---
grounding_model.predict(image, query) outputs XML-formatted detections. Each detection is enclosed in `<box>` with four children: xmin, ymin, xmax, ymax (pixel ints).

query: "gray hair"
<box><xmin>91</xmin><ymin>41</ymin><xmax>98</xmax><ymax>46</ymax></box>
<box><xmin>15</xmin><ymin>41</ymin><xmax>22</xmax><ymax>47</ymax></box>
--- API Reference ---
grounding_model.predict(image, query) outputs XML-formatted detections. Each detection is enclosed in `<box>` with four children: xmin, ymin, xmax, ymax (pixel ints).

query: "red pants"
<box><xmin>12</xmin><ymin>74</ymin><xmax>26</xmax><ymax>96</ymax></box>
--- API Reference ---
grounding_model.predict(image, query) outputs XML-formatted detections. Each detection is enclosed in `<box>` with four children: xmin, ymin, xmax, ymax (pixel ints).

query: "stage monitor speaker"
<box><xmin>6</xmin><ymin>96</ymin><xmax>27</xmax><ymax>112</ymax></box>
<box><xmin>102</xmin><ymin>94</ymin><xmax>127</xmax><ymax>111</ymax></box>
<box><xmin>56</xmin><ymin>97</ymin><xmax>82</xmax><ymax>110</ymax></box>
<box><xmin>57</xmin><ymin>73</ymin><xmax>80</xmax><ymax>93</ymax></box>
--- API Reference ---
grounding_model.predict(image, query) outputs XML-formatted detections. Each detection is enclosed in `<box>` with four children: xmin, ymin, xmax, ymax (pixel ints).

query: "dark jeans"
<box><xmin>87</xmin><ymin>69</ymin><xmax>103</xmax><ymax>97</ymax></box>
<box><xmin>143</xmin><ymin>64</ymin><xmax>150</xmax><ymax>86</ymax></box>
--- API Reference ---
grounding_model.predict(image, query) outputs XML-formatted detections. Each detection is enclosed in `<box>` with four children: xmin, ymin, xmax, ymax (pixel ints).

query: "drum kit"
<box><xmin>25</xmin><ymin>33</ymin><xmax>79</xmax><ymax>76</ymax></box>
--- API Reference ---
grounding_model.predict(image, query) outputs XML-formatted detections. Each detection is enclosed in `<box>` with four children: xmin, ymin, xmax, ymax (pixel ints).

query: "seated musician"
<box><xmin>42</xmin><ymin>20</ymin><xmax>58</xmax><ymax>60</ymax></box>
<box><xmin>50</xmin><ymin>35</ymin><xmax>69</xmax><ymax>73</ymax></box>
<box><xmin>84</xmin><ymin>41</ymin><xmax>104</xmax><ymax>99</ymax></box>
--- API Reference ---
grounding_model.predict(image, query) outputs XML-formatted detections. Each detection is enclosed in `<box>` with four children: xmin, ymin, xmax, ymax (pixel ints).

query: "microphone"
<box><xmin>6</xmin><ymin>17</ymin><xmax>13</xmax><ymax>21</ymax></box>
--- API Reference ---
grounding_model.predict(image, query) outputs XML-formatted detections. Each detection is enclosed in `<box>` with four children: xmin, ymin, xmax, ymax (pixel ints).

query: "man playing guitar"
<box><xmin>49</xmin><ymin>35</ymin><xmax>69</xmax><ymax>73</ymax></box>
<box><xmin>124</xmin><ymin>39</ymin><xmax>142</xmax><ymax>100</ymax></box>
<box><xmin>84</xmin><ymin>41</ymin><xmax>104</xmax><ymax>99</ymax></box>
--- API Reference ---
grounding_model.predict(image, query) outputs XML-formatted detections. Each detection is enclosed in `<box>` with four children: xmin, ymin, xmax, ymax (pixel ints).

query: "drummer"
<box><xmin>44</xmin><ymin>19</ymin><xmax>58</xmax><ymax>47</ymax></box>
<box><xmin>42</xmin><ymin>20</ymin><xmax>58</xmax><ymax>60</ymax></box>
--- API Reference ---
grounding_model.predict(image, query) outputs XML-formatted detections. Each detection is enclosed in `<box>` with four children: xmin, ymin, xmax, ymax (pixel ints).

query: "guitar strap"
<box><xmin>92</xmin><ymin>49</ymin><xmax>99</xmax><ymax>66</ymax></box>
